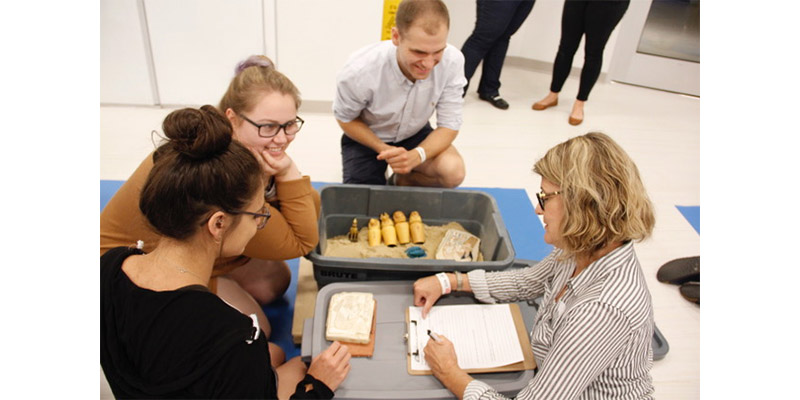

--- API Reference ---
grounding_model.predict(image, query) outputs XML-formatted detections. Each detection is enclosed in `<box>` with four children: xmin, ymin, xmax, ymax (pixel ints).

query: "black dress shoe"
<box><xmin>479</xmin><ymin>94</ymin><xmax>509</xmax><ymax>110</ymax></box>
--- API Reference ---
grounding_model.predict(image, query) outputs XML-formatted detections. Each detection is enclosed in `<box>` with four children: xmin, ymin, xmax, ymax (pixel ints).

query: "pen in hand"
<box><xmin>427</xmin><ymin>329</ymin><xmax>442</xmax><ymax>343</ymax></box>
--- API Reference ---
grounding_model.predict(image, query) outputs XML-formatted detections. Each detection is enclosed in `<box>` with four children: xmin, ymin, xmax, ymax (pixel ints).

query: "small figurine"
<box><xmin>409</xmin><ymin>211</ymin><xmax>425</xmax><ymax>244</ymax></box>
<box><xmin>380</xmin><ymin>212</ymin><xmax>398</xmax><ymax>247</ymax></box>
<box><xmin>405</xmin><ymin>246</ymin><xmax>427</xmax><ymax>258</ymax></box>
<box><xmin>348</xmin><ymin>218</ymin><xmax>359</xmax><ymax>242</ymax></box>
<box><xmin>368</xmin><ymin>218</ymin><xmax>381</xmax><ymax>246</ymax></box>
<box><xmin>393</xmin><ymin>211</ymin><xmax>410</xmax><ymax>244</ymax></box>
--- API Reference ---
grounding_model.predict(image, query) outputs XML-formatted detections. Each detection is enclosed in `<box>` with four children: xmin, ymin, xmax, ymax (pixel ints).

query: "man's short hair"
<box><xmin>395</xmin><ymin>0</ymin><xmax>450</xmax><ymax>35</ymax></box>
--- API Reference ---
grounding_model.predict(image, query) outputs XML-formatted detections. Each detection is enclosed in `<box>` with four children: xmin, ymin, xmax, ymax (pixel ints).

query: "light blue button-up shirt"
<box><xmin>333</xmin><ymin>40</ymin><xmax>466</xmax><ymax>143</ymax></box>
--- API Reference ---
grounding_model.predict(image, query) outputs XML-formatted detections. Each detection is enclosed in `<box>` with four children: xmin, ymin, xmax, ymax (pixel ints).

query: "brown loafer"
<box><xmin>568</xmin><ymin>116</ymin><xmax>583</xmax><ymax>126</ymax></box>
<box><xmin>532</xmin><ymin>99</ymin><xmax>558</xmax><ymax>111</ymax></box>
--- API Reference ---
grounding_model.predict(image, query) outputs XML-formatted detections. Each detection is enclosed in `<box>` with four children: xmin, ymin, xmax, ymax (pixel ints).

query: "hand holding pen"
<box><xmin>423</xmin><ymin>330</ymin><xmax>463</xmax><ymax>384</ymax></box>
<box><xmin>424</xmin><ymin>330</ymin><xmax>473</xmax><ymax>398</ymax></box>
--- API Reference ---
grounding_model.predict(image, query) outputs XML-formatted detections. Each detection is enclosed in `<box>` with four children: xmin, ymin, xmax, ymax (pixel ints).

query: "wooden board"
<box><xmin>291</xmin><ymin>258</ymin><xmax>319</xmax><ymax>344</ymax></box>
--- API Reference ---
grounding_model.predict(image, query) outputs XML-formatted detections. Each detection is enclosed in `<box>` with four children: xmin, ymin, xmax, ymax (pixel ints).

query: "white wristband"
<box><xmin>436</xmin><ymin>272</ymin><xmax>451</xmax><ymax>295</ymax></box>
<box><xmin>415</xmin><ymin>146</ymin><xmax>427</xmax><ymax>163</ymax></box>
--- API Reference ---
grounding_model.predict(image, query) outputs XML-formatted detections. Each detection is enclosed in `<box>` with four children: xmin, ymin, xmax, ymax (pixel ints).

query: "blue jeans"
<box><xmin>461</xmin><ymin>0</ymin><xmax>535</xmax><ymax>97</ymax></box>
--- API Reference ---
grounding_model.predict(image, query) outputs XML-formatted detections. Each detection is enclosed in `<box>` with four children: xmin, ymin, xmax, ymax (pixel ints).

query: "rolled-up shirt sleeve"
<box><xmin>434</xmin><ymin>46</ymin><xmax>467</xmax><ymax>131</ymax></box>
<box><xmin>469</xmin><ymin>251</ymin><xmax>558</xmax><ymax>304</ymax></box>
<box><xmin>333</xmin><ymin>68</ymin><xmax>368</xmax><ymax>123</ymax></box>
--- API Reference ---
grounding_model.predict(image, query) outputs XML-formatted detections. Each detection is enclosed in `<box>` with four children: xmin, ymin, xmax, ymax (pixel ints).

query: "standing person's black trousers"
<box><xmin>461</xmin><ymin>0</ymin><xmax>535</xmax><ymax>98</ymax></box>
<box><xmin>549</xmin><ymin>0</ymin><xmax>629</xmax><ymax>101</ymax></box>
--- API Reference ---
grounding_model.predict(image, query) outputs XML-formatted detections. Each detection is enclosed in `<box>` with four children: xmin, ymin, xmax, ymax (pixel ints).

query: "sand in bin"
<box><xmin>324</xmin><ymin>221</ymin><xmax>484</xmax><ymax>261</ymax></box>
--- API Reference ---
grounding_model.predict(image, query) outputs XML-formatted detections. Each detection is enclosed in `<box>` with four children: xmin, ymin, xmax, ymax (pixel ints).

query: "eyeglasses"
<box><xmin>238</xmin><ymin>113</ymin><xmax>304</xmax><ymax>138</ymax></box>
<box><xmin>536</xmin><ymin>190</ymin><xmax>561</xmax><ymax>211</ymax></box>
<box><xmin>227</xmin><ymin>203</ymin><xmax>271</xmax><ymax>230</ymax></box>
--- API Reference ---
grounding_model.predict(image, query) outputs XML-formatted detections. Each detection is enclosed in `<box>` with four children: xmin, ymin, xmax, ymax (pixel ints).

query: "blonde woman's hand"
<box><xmin>306</xmin><ymin>341</ymin><xmax>352</xmax><ymax>391</ymax></box>
<box><xmin>424</xmin><ymin>335</ymin><xmax>472</xmax><ymax>397</ymax></box>
<box><xmin>424</xmin><ymin>334</ymin><xmax>460</xmax><ymax>380</ymax></box>
<box><xmin>413</xmin><ymin>275</ymin><xmax>443</xmax><ymax>318</ymax></box>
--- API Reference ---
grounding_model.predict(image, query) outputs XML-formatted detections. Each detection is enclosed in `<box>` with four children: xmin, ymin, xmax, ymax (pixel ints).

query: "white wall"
<box><xmin>100</xmin><ymin>0</ymin><xmax>624</xmax><ymax>106</ymax></box>
<box><xmin>506</xmin><ymin>0</ymin><xmax>569</xmax><ymax>62</ymax></box>
<box><xmin>275</xmin><ymin>0</ymin><xmax>383</xmax><ymax>102</ymax></box>
<box><xmin>100</xmin><ymin>0</ymin><xmax>154</xmax><ymax>105</ymax></box>
<box><xmin>144</xmin><ymin>0</ymin><xmax>264</xmax><ymax>106</ymax></box>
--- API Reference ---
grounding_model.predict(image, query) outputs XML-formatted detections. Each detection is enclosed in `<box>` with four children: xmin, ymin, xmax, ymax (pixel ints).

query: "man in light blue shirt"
<box><xmin>333</xmin><ymin>0</ymin><xmax>467</xmax><ymax>187</ymax></box>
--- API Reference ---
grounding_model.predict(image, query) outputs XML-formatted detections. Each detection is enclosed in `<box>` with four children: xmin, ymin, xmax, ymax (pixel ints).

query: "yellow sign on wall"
<box><xmin>381</xmin><ymin>0</ymin><xmax>402</xmax><ymax>41</ymax></box>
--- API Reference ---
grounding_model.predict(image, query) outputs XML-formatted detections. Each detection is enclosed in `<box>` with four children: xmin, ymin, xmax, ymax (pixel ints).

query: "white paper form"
<box><xmin>408</xmin><ymin>304</ymin><xmax>524</xmax><ymax>371</ymax></box>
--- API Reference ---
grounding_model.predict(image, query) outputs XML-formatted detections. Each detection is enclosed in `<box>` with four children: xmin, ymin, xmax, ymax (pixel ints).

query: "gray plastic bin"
<box><xmin>308</xmin><ymin>184</ymin><xmax>516</xmax><ymax>287</ymax></box>
<box><xmin>302</xmin><ymin>281</ymin><xmax>538</xmax><ymax>400</ymax></box>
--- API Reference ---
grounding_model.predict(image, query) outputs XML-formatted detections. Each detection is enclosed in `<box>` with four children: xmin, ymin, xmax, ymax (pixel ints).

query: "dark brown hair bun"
<box><xmin>161</xmin><ymin>105</ymin><xmax>232</xmax><ymax>160</ymax></box>
<box><xmin>141</xmin><ymin>105</ymin><xmax>263</xmax><ymax>240</ymax></box>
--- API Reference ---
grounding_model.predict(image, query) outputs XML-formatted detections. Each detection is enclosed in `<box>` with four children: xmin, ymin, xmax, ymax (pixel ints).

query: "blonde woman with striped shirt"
<box><xmin>413</xmin><ymin>132</ymin><xmax>656</xmax><ymax>399</ymax></box>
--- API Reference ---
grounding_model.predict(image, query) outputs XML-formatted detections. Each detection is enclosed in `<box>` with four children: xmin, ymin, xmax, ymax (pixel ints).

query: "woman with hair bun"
<box><xmin>412</xmin><ymin>132</ymin><xmax>656</xmax><ymax>399</ymax></box>
<box><xmin>101</xmin><ymin>56</ymin><xmax>319</xmax><ymax>363</ymax></box>
<box><xmin>101</xmin><ymin>106</ymin><xmax>350</xmax><ymax>399</ymax></box>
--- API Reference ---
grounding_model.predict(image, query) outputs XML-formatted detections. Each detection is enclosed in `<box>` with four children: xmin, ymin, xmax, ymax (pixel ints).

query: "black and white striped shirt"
<box><xmin>465</xmin><ymin>241</ymin><xmax>654</xmax><ymax>400</ymax></box>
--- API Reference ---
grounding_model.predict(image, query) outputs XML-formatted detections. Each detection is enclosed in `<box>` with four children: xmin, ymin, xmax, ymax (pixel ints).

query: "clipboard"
<box><xmin>405</xmin><ymin>303</ymin><xmax>536</xmax><ymax>375</ymax></box>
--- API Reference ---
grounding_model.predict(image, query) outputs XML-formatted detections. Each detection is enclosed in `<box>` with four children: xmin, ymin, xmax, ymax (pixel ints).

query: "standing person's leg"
<box><xmin>576</xmin><ymin>0</ymin><xmax>630</xmax><ymax>101</ymax></box>
<box><xmin>477</xmin><ymin>0</ymin><xmax>535</xmax><ymax>99</ymax></box>
<box><xmin>341</xmin><ymin>134</ymin><xmax>389</xmax><ymax>185</ymax></box>
<box><xmin>568</xmin><ymin>0</ymin><xmax>629</xmax><ymax>125</ymax></box>
<box><xmin>461</xmin><ymin>0</ymin><xmax>517</xmax><ymax>97</ymax></box>
<box><xmin>533</xmin><ymin>0</ymin><xmax>586</xmax><ymax>110</ymax></box>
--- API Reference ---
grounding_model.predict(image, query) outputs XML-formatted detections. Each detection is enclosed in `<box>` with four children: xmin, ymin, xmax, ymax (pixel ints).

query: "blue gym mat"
<box><xmin>100</xmin><ymin>180</ymin><xmax>551</xmax><ymax>358</ymax></box>
<box><xmin>676</xmin><ymin>205</ymin><xmax>700</xmax><ymax>234</ymax></box>
<box><xmin>100</xmin><ymin>180</ymin><xmax>125</xmax><ymax>211</ymax></box>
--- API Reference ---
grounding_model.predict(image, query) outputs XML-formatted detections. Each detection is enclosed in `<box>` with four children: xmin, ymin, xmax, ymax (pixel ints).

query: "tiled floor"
<box><xmin>100</xmin><ymin>64</ymin><xmax>700</xmax><ymax>398</ymax></box>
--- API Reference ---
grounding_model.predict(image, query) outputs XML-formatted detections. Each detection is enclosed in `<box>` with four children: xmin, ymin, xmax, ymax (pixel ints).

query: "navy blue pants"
<box><xmin>461</xmin><ymin>0</ymin><xmax>535</xmax><ymax>98</ymax></box>
<box><xmin>340</xmin><ymin>123</ymin><xmax>433</xmax><ymax>185</ymax></box>
<box><xmin>550</xmin><ymin>0</ymin><xmax>629</xmax><ymax>101</ymax></box>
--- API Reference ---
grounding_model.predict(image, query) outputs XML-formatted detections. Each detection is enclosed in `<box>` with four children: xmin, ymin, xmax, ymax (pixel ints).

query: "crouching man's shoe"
<box><xmin>478</xmin><ymin>94</ymin><xmax>510</xmax><ymax>110</ymax></box>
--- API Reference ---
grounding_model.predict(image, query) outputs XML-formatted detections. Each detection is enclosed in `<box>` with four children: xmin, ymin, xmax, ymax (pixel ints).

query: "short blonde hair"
<box><xmin>533</xmin><ymin>132</ymin><xmax>655</xmax><ymax>258</ymax></box>
<box><xmin>218</xmin><ymin>55</ymin><xmax>301</xmax><ymax>114</ymax></box>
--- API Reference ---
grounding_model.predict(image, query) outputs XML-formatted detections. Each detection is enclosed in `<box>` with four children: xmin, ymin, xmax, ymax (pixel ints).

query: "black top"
<box><xmin>100</xmin><ymin>246</ymin><xmax>333</xmax><ymax>399</ymax></box>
